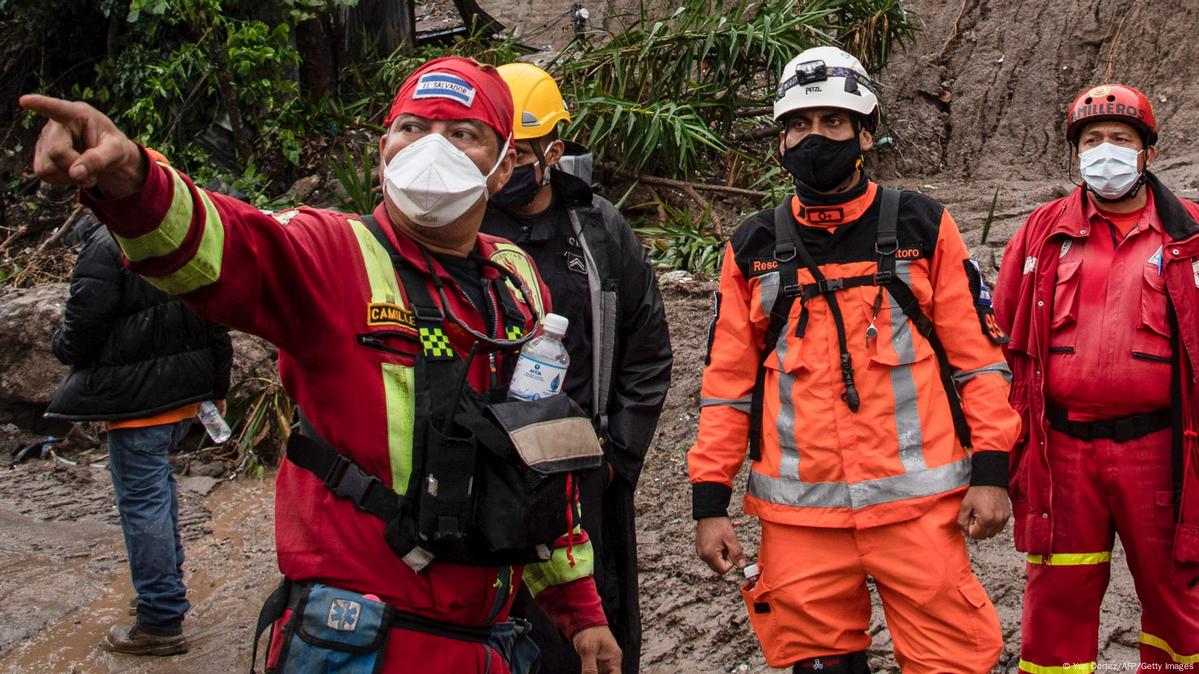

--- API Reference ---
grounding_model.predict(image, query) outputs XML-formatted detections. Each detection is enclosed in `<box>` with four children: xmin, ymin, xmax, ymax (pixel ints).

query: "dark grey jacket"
<box><xmin>45</xmin><ymin>218</ymin><xmax>232</xmax><ymax>422</ymax></box>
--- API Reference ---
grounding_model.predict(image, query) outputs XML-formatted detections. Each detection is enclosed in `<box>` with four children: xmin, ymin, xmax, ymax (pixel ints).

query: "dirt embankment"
<box><xmin>879</xmin><ymin>0</ymin><xmax>1199</xmax><ymax>187</ymax></box>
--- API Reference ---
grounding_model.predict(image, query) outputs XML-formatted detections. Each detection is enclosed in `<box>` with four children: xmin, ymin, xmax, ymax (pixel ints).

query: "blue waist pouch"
<box><xmin>277</xmin><ymin>583</ymin><xmax>392</xmax><ymax>674</ymax></box>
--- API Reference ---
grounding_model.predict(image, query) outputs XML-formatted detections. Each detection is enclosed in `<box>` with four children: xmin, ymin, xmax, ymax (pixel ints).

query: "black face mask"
<box><xmin>781</xmin><ymin>134</ymin><xmax>862</xmax><ymax>193</ymax></box>
<box><xmin>491</xmin><ymin>163</ymin><xmax>541</xmax><ymax>210</ymax></box>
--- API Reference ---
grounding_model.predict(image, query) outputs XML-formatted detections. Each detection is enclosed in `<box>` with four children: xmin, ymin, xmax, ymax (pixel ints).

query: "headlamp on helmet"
<box><xmin>795</xmin><ymin>60</ymin><xmax>828</xmax><ymax>86</ymax></box>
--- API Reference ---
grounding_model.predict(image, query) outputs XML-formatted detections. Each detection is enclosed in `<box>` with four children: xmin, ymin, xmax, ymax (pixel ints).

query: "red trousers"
<box><xmin>1020</xmin><ymin>428</ymin><xmax>1199</xmax><ymax>672</ymax></box>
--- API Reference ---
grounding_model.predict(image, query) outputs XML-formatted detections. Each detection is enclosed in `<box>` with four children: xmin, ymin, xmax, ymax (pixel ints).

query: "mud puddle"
<box><xmin>0</xmin><ymin>463</ymin><xmax>276</xmax><ymax>674</ymax></box>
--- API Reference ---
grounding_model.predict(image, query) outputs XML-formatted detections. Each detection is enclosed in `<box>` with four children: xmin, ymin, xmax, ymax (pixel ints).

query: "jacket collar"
<box><xmin>1053</xmin><ymin>172</ymin><xmax>1199</xmax><ymax>243</ymax></box>
<box><xmin>791</xmin><ymin>180</ymin><xmax>879</xmax><ymax>228</ymax></box>
<box><xmin>369</xmin><ymin>204</ymin><xmax>504</xmax><ymax>283</ymax></box>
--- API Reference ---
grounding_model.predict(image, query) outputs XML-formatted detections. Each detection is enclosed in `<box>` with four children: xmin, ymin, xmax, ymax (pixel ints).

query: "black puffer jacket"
<box><xmin>45</xmin><ymin>218</ymin><xmax>232</xmax><ymax>422</ymax></box>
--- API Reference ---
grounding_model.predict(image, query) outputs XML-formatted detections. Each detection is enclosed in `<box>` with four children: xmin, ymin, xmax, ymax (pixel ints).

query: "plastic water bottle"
<box><xmin>508</xmin><ymin>314</ymin><xmax>570</xmax><ymax>401</ymax></box>
<box><xmin>197</xmin><ymin>401</ymin><xmax>232</xmax><ymax>443</ymax></box>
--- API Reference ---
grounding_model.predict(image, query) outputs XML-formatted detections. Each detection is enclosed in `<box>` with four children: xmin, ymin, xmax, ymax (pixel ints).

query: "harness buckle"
<box><xmin>325</xmin><ymin>455</ymin><xmax>382</xmax><ymax>512</ymax></box>
<box><xmin>817</xmin><ymin>278</ymin><xmax>844</xmax><ymax>293</ymax></box>
<box><xmin>875</xmin><ymin>239</ymin><xmax>899</xmax><ymax>256</ymax></box>
<box><xmin>874</xmin><ymin>270</ymin><xmax>895</xmax><ymax>285</ymax></box>
<box><xmin>412</xmin><ymin>304</ymin><xmax>444</xmax><ymax>323</ymax></box>
<box><xmin>782</xmin><ymin>282</ymin><xmax>803</xmax><ymax>298</ymax></box>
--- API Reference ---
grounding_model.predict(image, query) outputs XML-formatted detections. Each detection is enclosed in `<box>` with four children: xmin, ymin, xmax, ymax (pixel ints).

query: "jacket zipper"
<box><xmin>356</xmin><ymin>332</ymin><xmax>413</xmax><ymax>357</ymax></box>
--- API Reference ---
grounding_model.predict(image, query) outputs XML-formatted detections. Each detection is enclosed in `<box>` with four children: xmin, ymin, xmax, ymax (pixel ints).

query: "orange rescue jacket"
<box><xmin>689</xmin><ymin>181</ymin><xmax>1021</xmax><ymax>529</ymax></box>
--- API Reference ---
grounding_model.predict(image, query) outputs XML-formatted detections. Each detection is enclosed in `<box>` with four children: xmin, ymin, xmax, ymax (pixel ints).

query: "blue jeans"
<box><xmin>107</xmin><ymin>419</ymin><xmax>192</xmax><ymax>634</ymax></box>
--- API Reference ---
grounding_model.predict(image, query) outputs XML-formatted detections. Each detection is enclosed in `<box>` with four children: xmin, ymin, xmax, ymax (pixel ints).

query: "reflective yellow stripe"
<box><xmin>489</xmin><ymin>243</ymin><xmax>545</xmax><ymax>317</ymax></box>
<box><xmin>1026</xmin><ymin>552</ymin><xmax>1112</xmax><ymax>566</ymax></box>
<box><xmin>522</xmin><ymin>526</ymin><xmax>594</xmax><ymax>597</ymax></box>
<box><xmin>382</xmin><ymin>362</ymin><xmax>415</xmax><ymax>495</ymax></box>
<box><xmin>350</xmin><ymin>219</ymin><xmax>404</xmax><ymax>306</ymax></box>
<box><xmin>114</xmin><ymin>168</ymin><xmax>194</xmax><ymax>262</ymax></box>
<box><xmin>1018</xmin><ymin>659</ymin><xmax>1095</xmax><ymax>673</ymax></box>
<box><xmin>352</xmin><ymin>218</ymin><xmax>415</xmax><ymax>495</ymax></box>
<box><xmin>143</xmin><ymin>188</ymin><xmax>225</xmax><ymax>295</ymax></box>
<box><xmin>1141</xmin><ymin>632</ymin><xmax>1199</xmax><ymax>664</ymax></box>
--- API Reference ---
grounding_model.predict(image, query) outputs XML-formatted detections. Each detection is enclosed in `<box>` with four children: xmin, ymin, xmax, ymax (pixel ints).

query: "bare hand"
<box><xmin>573</xmin><ymin>625</ymin><xmax>622</xmax><ymax>674</ymax></box>
<box><xmin>957</xmin><ymin>486</ymin><xmax>1010</xmax><ymax>540</ymax></box>
<box><xmin>695</xmin><ymin>516</ymin><xmax>746</xmax><ymax>575</ymax></box>
<box><xmin>19</xmin><ymin>94</ymin><xmax>145</xmax><ymax>199</ymax></box>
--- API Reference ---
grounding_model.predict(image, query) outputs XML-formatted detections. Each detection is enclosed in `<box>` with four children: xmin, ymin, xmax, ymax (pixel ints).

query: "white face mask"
<box><xmin>384</xmin><ymin>132</ymin><xmax>509</xmax><ymax>228</ymax></box>
<box><xmin>1079</xmin><ymin>142</ymin><xmax>1142</xmax><ymax>200</ymax></box>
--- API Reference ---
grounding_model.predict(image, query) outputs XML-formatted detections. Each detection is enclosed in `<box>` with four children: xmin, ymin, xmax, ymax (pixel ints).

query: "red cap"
<box><xmin>383</xmin><ymin>57</ymin><xmax>513</xmax><ymax>142</ymax></box>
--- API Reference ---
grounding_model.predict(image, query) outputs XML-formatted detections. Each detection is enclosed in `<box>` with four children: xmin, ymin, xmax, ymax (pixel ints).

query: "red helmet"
<box><xmin>1066</xmin><ymin>84</ymin><xmax>1157</xmax><ymax>146</ymax></box>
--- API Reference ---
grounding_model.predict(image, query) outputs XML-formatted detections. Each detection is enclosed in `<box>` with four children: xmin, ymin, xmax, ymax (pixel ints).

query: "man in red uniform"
<box><xmin>21</xmin><ymin>57</ymin><xmax>621</xmax><ymax>673</ymax></box>
<box><xmin>996</xmin><ymin>84</ymin><xmax>1199</xmax><ymax>672</ymax></box>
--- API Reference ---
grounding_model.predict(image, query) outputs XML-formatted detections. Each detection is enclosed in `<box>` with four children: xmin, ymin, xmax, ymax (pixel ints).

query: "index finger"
<box><xmin>19</xmin><ymin>94</ymin><xmax>84</xmax><ymax>125</ymax></box>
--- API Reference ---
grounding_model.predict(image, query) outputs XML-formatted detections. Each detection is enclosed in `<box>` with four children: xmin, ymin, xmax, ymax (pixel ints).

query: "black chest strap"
<box><xmin>748</xmin><ymin>188</ymin><xmax>973</xmax><ymax>461</ymax></box>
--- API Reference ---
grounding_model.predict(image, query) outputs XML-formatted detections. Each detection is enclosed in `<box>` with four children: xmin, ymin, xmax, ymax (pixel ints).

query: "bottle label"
<box><xmin>508</xmin><ymin>354</ymin><xmax>568</xmax><ymax>401</ymax></box>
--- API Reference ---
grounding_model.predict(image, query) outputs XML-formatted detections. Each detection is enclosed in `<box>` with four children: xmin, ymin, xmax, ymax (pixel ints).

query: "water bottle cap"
<box><xmin>743</xmin><ymin>563</ymin><xmax>760</xmax><ymax>579</ymax></box>
<box><xmin>542</xmin><ymin>313</ymin><xmax>569</xmax><ymax>336</ymax></box>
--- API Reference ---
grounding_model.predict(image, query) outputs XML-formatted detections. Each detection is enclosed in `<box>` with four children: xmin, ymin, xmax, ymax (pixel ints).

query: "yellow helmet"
<box><xmin>497</xmin><ymin>63</ymin><xmax>571</xmax><ymax>141</ymax></box>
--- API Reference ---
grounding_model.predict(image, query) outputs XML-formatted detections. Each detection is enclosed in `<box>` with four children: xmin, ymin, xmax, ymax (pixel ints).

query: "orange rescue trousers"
<box><xmin>743</xmin><ymin>497</ymin><xmax>1002</xmax><ymax>673</ymax></box>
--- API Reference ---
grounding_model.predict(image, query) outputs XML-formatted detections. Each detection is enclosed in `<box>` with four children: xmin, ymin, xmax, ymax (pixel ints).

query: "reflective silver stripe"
<box><xmin>774</xmin><ymin>320</ymin><xmax>803</xmax><ymax>493</ymax></box>
<box><xmin>953</xmin><ymin>362</ymin><xmax>1013</xmax><ymax>384</ymax></box>
<box><xmin>748</xmin><ymin>456</ymin><xmax>971</xmax><ymax>509</ymax></box>
<box><xmin>758</xmin><ymin>271</ymin><xmax>780</xmax><ymax>317</ymax></box>
<box><xmin>700</xmin><ymin>397</ymin><xmax>752</xmax><ymax>412</ymax></box>
<box><xmin>888</xmin><ymin>259</ymin><xmax>927</xmax><ymax>472</ymax></box>
<box><xmin>848</xmin><ymin>456</ymin><xmax>970</xmax><ymax>507</ymax></box>
<box><xmin>748</xmin><ymin>470</ymin><xmax>852</xmax><ymax>508</ymax></box>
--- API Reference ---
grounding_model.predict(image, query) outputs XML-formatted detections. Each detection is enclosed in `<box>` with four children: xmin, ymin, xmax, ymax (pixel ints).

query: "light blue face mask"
<box><xmin>1079</xmin><ymin>142</ymin><xmax>1142</xmax><ymax>200</ymax></box>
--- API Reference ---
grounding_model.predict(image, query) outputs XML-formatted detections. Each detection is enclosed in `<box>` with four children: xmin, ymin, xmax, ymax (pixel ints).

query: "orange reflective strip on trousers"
<box><xmin>742</xmin><ymin>497</ymin><xmax>1002</xmax><ymax>672</ymax></box>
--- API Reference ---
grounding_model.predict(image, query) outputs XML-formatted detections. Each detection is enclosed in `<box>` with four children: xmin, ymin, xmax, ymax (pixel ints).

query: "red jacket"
<box><xmin>81</xmin><ymin>152</ymin><xmax>606</xmax><ymax>667</ymax></box>
<box><xmin>994</xmin><ymin>175</ymin><xmax>1199</xmax><ymax>564</ymax></box>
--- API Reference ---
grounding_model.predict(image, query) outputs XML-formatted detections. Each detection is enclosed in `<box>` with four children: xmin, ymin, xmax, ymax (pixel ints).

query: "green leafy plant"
<box><xmin>980</xmin><ymin>186</ymin><xmax>999</xmax><ymax>244</ymax></box>
<box><xmin>332</xmin><ymin>147</ymin><xmax>378</xmax><ymax>214</ymax></box>
<box><xmin>555</xmin><ymin>0</ymin><xmax>914</xmax><ymax>178</ymax></box>
<box><xmin>222</xmin><ymin>375</ymin><xmax>293</xmax><ymax>476</ymax></box>
<box><xmin>634</xmin><ymin>201</ymin><xmax>724</xmax><ymax>275</ymax></box>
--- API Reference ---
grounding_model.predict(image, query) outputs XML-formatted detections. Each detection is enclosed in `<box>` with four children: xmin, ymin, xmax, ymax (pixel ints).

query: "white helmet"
<box><xmin>773</xmin><ymin>46</ymin><xmax>879</xmax><ymax>128</ymax></box>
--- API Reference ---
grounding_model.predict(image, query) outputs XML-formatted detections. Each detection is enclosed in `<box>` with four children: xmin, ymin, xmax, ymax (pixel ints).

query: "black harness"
<box><xmin>285</xmin><ymin>217</ymin><xmax>595</xmax><ymax>570</ymax></box>
<box><xmin>748</xmin><ymin>188</ymin><xmax>973</xmax><ymax>460</ymax></box>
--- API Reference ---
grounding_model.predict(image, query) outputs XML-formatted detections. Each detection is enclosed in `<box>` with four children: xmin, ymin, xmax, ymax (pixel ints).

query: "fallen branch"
<box><xmin>37</xmin><ymin>206</ymin><xmax>85</xmax><ymax>253</ymax></box>
<box><xmin>644</xmin><ymin>185</ymin><xmax>668</xmax><ymax>223</ymax></box>
<box><xmin>737</xmin><ymin>106</ymin><xmax>773</xmax><ymax>117</ymax></box>
<box><xmin>730</xmin><ymin>126</ymin><xmax>778</xmax><ymax>142</ymax></box>
<box><xmin>605</xmin><ymin>164</ymin><xmax>770</xmax><ymax>199</ymax></box>
<box><xmin>0</xmin><ymin>225</ymin><xmax>28</xmax><ymax>253</ymax></box>
<box><xmin>680</xmin><ymin>184</ymin><xmax>719</xmax><ymax>235</ymax></box>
